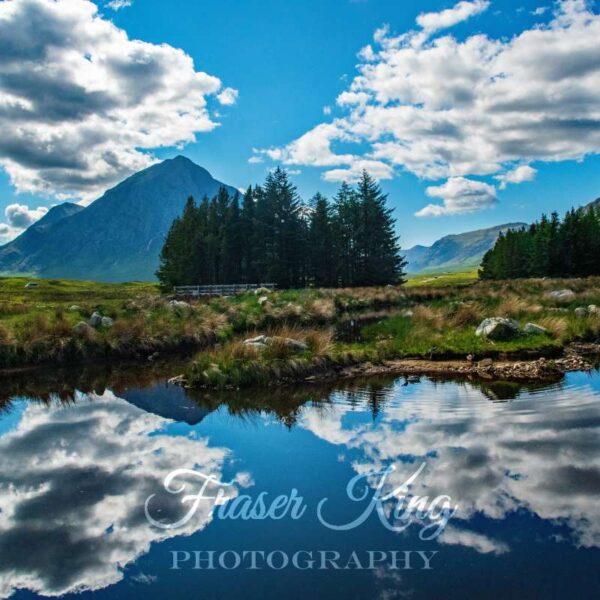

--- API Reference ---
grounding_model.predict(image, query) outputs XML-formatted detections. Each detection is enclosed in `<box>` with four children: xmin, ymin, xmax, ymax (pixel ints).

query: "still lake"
<box><xmin>1</xmin><ymin>363</ymin><xmax>599</xmax><ymax>599</ymax></box>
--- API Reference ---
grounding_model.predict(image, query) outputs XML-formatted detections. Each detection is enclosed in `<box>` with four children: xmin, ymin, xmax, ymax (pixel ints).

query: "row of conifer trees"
<box><xmin>157</xmin><ymin>168</ymin><xmax>406</xmax><ymax>289</ymax></box>
<box><xmin>479</xmin><ymin>206</ymin><xmax>600</xmax><ymax>279</ymax></box>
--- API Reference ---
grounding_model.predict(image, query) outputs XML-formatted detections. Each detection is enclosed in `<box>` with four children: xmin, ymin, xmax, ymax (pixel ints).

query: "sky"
<box><xmin>0</xmin><ymin>0</ymin><xmax>599</xmax><ymax>248</ymax></box>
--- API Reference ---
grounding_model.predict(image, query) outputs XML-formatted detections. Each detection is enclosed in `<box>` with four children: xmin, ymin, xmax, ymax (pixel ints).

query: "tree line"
<box><xmin>157</xmin><ymin>168</ymin><xmax>406</xmax><ymax>289</ymax></box>
<box><xmin>479</xmin><ymin>205</ymin><xmax>600</xmax><ymax>279</ymax></box>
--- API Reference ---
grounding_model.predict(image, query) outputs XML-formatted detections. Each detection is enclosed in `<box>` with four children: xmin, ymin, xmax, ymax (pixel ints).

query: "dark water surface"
<box><xmin>1</xmin><ymin>363</ymin><xmax>599</xmax><ymax>599</ymax></box>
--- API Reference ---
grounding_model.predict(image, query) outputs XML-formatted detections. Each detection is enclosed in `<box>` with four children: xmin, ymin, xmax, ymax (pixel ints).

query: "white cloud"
<box><xmin>532</xmin><ymin>6</ymin><xmax>549</xmax><ymax>15</ymax></box>
<box><xmin>323</xmin><ymin>105</ymin><xmax>332</xmax><ymax>115</ymax></box>
<box><xmin>495</xmin><ymin>164</ymin><xmax>537</xmax><ymax>189</ymax></box>
<box><xmin>260</xmin><ymin>0</ymin><xmax>600</xmax><ymax>216</ymax></box>
<box><xmin>416</xmin><ymin>177</ymin><xmax>497</xmax><ymax>216</ymax></box>
<box><xmin>217</xmin><ymin>86</ymin><xmax>239</xmax><ymax>106</ymax></box>
<box><xmin>0</xmin><ymin>0</ymin><xmax>233</xmax><ymax>201</ymax></box>
<box><xmin>0</xmin><ymin>223</ymin><xmax>20</xmax><ymax>244</ymax></box>
<box><xmin>416</xmin><ymin>0</ymin><xmax>490</xmax><ymax>35</ymax></box>
<box><xmin>248</xmin><ymin>155</ymin><xmax>264</xmax><ymax>164</ymax></box>
<box><xmin>106</xmin><ymin>0</ymin><xmax>132</xmax><ymax>10</ymax></box>
<box><xmin>4</xmin><ymin>203</ymin><xmax>48</xmax><ymax>229</ymax></box>
<box><xmin>322</xmin><ymin>159</ymin><xmax>393</xmax><ymax>183</ymax></box>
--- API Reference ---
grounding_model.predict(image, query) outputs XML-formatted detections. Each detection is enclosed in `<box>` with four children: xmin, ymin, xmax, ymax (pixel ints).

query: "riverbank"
<box><xmin>0</xmin><ymin>275</ymin><xmax>599</xmax><ymax>378</ymax></box>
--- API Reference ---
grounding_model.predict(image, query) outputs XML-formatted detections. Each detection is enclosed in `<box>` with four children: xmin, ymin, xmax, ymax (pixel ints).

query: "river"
<box><xmin>1</xmin><ymin>362</ymin><xmax>599</xmax><ymax>599</ymax></box>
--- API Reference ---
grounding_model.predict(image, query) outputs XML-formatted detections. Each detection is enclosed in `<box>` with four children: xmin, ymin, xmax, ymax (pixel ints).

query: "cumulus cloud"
<box><xmin>532</xmin><ymin>6</ymin><xmax>550</xmax><ymax>16</ymax></box>
<box><xmin>106</xmin><ymin>0</ymin><xmax>132</xmax><ymax>10</ymax></box>
<box><xmin>4</xmin><ymin>203</ymin><xmax>48</xmax><ymax>229</ymax></box>
<box><xmin>495</xmin><ymin>164</ymin><xmax>537</xmax><ymax>189</ymax></box>
<box><xmin>258</xmin><ymin>0</ymin><xmax>600</xmax><ymax>214</ymax></box>
<box><xmin>0</xmin><ymin>0</ymin><xmax>233</xmax><ymax>201</ymax></box>
<box><xmin>416</xmin><ymin>177</ymin><xmax>497</xmax><ymax>216</ymax></box>
<box><xmin>217</xmin><ymin>86</ymin><xmax>239</xmax><ymax>106</ymax></box>
<box><xmin>416</xmin><ymin>0</ymin><xmax>490</xmax><ymax>35</ymax></box>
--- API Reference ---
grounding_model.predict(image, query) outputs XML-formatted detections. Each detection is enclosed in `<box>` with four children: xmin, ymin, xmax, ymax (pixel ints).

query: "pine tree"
<box><xmin>308</xmin><ymin>193</ymin><xmax>335</xmax><ymax>287</ymax></box>
<box><xmin>355</xmin><ymin>171</ymin><xmax>406</xmax><ymax>286</ymax></box>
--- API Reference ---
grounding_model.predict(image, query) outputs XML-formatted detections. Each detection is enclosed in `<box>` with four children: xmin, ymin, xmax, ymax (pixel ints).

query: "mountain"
<box><xmin>0</xmin><ymin>156</ymin><xmax>238</xmax><ymax>282</ymax></box>
<box><xmin>404</xmin><ymin>222</ymin><xmax>527</xmax><ymax>273</ymax></box>
<box><xmin>0</xmin><ymin>203</ymin><xmax>84</xmax><ymax>275</ymax></box>
<box><xmin>585</xmin><ymin>197</ymin><xmax>600</xmax><ymax>211</ymax></box>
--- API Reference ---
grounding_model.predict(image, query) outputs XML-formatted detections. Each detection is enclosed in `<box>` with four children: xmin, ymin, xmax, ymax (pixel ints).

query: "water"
<box><xmin>1</xmin><ymin>363</ymin><xmax>599</xmax><ymax>599</ymax></box>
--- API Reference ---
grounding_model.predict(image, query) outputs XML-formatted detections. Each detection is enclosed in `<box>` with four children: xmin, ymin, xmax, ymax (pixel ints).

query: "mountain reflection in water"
<box><xmin>0</xmin><ymin>361</ymin><xmax>599</xmax><ymax>599</ymax></box>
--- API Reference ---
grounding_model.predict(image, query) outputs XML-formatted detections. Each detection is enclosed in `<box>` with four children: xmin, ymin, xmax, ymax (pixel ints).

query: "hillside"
<box><xmin>0</xmin><ymin>157</ymin><xmax>238</xmax><ymax>282</ymax></box>
<box><xmin>404</xmin><ymin>222</ymin><xmax>527</xmax><ymax>273</ymax></box>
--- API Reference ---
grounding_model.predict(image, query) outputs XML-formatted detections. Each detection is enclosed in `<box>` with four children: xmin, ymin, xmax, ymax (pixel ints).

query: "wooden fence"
<box><xmin>173</xmin><ymin>283</ymin><xmax>277</xmax><ymax>297</ymax></box>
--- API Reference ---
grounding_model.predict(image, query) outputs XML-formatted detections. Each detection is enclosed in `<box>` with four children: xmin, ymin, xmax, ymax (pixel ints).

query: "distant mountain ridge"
<box><xmin>0</xmin><ymin>156</ymin><xmax>238</xmax><ymax>282</ymax></box>
<box><xmin>404</xmin><ymin>222</ymin><xmax>527</xmax><ymax>273</ymax></box>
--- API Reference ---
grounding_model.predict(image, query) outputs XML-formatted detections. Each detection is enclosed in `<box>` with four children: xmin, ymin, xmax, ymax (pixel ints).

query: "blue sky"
<box><xmin>0</xmin><ymin>0</ymin><xmax>599</xmax><ymax>248</ymax></box>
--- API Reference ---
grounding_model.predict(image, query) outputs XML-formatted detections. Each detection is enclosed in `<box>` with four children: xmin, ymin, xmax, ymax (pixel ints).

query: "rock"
<box><xmin>244</xmin><ymin>335</ymin><xmax>269</xmax><ymax>345</ymax></box>
<box><xmin>101</xmin><ymin>316</ymin><xmax>114</xmax><ymax>328</ymax></box>
<box><xmin>466</xmin><ymin>354</ymin><xmax>474</xmax><ymax>362</ymax></box>
<box><xmin>523</xmin><ymin>322</ymin><xmax>548</xmax><ymax>335</ymax></box>
<box><xmin>148</xmin><ymin>352</ymin><xmax>160</xmax><ymax>362</ymax></box>
<box><xmin>73</xmin><ymin>321</ymin><xmax>94</xmax><ymax>336</ymax></box>
<box><xmin>574</xmin><ymin>307</ymin><xmax>588</xmax><ymax>318</ymax></box>
<box><xmin>478</xmin><ymin>358</ymin><xmax>493</xmax><ymax>368</ymax></box>
<box><xmin>169</xmin><ymin>300</ymin><xmax>191</xmax><ymax>310</ymax></box>
<box><xmin>88</xmin><ymin>312</ymin><xmax>103</xmax><ymax>328</ymax></box>
<box><xmin>401</xmin><ymin>309</ymin><xmax>414</xmax><ymax>317</ymax></box>
<box><xmin>278</xmin><ymin>337</ymin><xmax>309</xmax><ymax>352</ymax></box>
<box><xmin>244</xmin><ymin>335</ymin><xmax>308</xmax><ymax>352</ymax></box>
<box><xmin>69</xmin><ymin>305</ymin><xmax>82</xmax><ymax>312</ymax></box>
<box><xmin>254</xmin><ymin>287</ymin><xmax>272</xmax><ymax>295</ymax></box>
<box><xmin>168</xmin><ymin>374</ymin><xmax>187</xmax><ymax>386</ymax></box>
<box><xmin>475</xmin><ymin>317</ymin><xmax>520</xmax><ymax>340</ymax></box>
<box><xmin>243</xmin><ymin>334</ymin><xmax>269</xmax><ymax>350</ymax></box>
<box><xmin>588</xmin><ymin>304</ymin><xmax>599</xmax><ymax>314</ymax></box>
<box><xmin>257</xmin><ymin>296</ymin><xmax>269</xmax><ymax>306</ymax></box>
<box><xmin>548</xmin><ymin>289</ymin><xmax>575</xmax><ymax>302</ymax></box>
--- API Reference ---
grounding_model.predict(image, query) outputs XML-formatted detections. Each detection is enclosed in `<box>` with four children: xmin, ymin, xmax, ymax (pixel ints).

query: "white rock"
<box><xmin>574</xmin><ymin>307</ymin><xmax>588</xmax><ymax>318</ymax></box>
<box><xmin>101</xmin><ymin>316</ymin><xmax>114</xmax><ymax>327</ymax></box>
<box><xmin>475</xmin><ymin>317</ymin><xmax>520</xmax><ymax>340</ymax></box>
<box><xmin>523</xmin><ymin>322</ymin><xmax>548</xmax><ymax>335</ymax></box>
<box><xmin>88</xmin><ymin>312</ymin><xmax>102</xmax><ymax>328</ymax></box>
<box><xmin>549</xmin><ymin>289</ymin><xmax>576</xmax><ymax>302</ymax></box>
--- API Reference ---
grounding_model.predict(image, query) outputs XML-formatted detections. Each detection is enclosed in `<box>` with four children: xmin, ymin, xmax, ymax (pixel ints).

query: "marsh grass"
<box><xmin>1</xmin><ymin>274</ymin><xmax>599</xmax><ymax>371</ymax></box>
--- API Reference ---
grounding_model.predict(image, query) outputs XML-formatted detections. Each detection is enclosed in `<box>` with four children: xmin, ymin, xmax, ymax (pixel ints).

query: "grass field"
<box><xmin>1</xmin><ymin>275</ymin><xmax>599</xmax><ymax>377</ymax></box>
<box><xmin>405</xmin><ymin>269</ymin><xmax>479</xmax><ymax>287</ymax></box>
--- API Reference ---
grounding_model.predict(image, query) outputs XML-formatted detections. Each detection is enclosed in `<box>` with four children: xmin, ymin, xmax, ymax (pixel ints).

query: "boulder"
<box><xmin>588</xmin><ymin>304</ymin><xmax>599</xmax><ymax>315</ymax></box>
<box><xmin>88</xmin><ymin>312</ymin><xmax>103</xmax><ymax>328</ymax></box>
<box><xmin>101</xmin><ymin>316</ymin><xmax>114</xmax><ymax>328</ymax></box>
<box><xmin>69</xmin><ymin>305</ymin><xmax>82</xmax><ymax>312</ymax></box>
<box><xmin>254</xmin><ymin>287</ymin><xmax>272</xmax><ymax>295</ymax></box>
<box><xmin>478</xmin><ymin>358</ymin><xmax>493</xmax><ymax>368</ymax></box>
<box><xmin>548</xmin><ymin>289</ymin><xmax>575</xmax><ymax>302</ymax></box>
<box><xmin>243</xmin><ymin>335</ymin><xmax>308</xmax><ymax>352</ymax></box>
<box><xmin>523</xmin><ymin>322</ymin><xmax>548</xmax><ymax>335</ymax></box>
<box><xmin>475</xmin><ymin>317</ymin><xmax>520</xmax><ymax>340</ymax></box>
<box><xmin>244</xmin><ymin>335</ymin><xmax>269</xmax><ymax>345</ymax></box>
<box><xmin>277</xmin><ymin>337</ymin><xmax>309</xmax><ymax>352</ymax></box>
<box><xmin>257</xmin><ymin>295</ymin><xmax>269</xmax><ymax>306</ymax></box>
<box><xmin>73</xmin><ymin>321</ymin><xmax>94</xmax><ymax>336</ymax></box>
<box><xmin>169</xmin><ymin>300</ymin><xmax>191</xmax><ymax>310</ymax></box>
<box><xmin>574</xmin><ymin>307</ymin><xmax>588</xmax><ymax>318</ymax></box>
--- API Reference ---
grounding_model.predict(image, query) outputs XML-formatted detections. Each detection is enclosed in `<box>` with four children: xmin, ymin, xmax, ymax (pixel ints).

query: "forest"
<box><xmin>157</xmin><ymin>168</ymin><xmax>406</xmax><ymax>289</ymax></box>
<box><xmin>479</xmin><ymin>206</ymin><xmax>600</xmax><ymax>279</ymax></box>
